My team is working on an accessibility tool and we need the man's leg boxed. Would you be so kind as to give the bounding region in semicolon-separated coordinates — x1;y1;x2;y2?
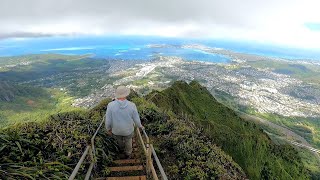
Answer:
113;134;125;153
124;132;134;157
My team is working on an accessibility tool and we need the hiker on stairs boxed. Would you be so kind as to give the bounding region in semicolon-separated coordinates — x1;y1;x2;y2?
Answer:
106;86;144;159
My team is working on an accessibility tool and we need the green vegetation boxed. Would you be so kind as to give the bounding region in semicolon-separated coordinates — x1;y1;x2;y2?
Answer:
265;131;320;179
1;90;246;179
0;81;313;179
0;102;118;179
0;54;89;67
133;99;246;179
211;88;249;112
255;113;320;149
298;148;320;179
0;81;46;102
0;54;118;128
147;81;310;179
0;54;112;97
247;60;320;84
0;82;81;128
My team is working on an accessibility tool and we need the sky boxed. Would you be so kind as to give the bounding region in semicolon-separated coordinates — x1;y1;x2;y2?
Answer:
1;0;320;49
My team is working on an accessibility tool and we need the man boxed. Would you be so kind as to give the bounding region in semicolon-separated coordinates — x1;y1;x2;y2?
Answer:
105;86;144;159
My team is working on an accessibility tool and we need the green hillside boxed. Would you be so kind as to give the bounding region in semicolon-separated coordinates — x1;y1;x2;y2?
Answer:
1;93;247;179
0;108;117;179
0;81;311;179
0;81;80;127
247;60;320;84
0;54;111;97
132;97;246;179
0;54;89;67
147;81;309;179
0;81;46;102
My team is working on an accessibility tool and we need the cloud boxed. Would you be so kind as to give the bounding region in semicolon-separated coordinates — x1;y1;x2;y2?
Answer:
0;32;74;39
0;0;320;48
41;47;95;51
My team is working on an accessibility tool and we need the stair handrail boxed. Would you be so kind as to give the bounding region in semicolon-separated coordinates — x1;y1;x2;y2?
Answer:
150;144;168;180
69;115;105;180
68;146;91;180
69;115;168;180
85;115;106;179
136;127;168;180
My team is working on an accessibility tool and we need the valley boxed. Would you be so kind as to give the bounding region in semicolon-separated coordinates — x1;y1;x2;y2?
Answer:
2;0;320;178
0;46;320;178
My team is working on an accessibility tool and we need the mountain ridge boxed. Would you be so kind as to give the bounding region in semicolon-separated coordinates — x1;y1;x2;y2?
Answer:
146;80;309;179
0;80;312;179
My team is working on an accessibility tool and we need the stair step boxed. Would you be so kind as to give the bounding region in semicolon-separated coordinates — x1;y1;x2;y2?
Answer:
109;165;144;172
106;175;146;180
114;159;141;164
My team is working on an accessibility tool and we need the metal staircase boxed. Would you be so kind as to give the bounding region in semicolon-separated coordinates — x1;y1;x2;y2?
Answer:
68;116;168;180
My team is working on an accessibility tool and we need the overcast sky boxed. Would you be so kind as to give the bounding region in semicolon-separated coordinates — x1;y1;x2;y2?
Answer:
1;0;320;49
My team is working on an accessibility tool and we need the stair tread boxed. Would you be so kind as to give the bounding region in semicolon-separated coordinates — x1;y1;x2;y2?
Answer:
106;175;146;180
109;165;144;172
114;159;141;164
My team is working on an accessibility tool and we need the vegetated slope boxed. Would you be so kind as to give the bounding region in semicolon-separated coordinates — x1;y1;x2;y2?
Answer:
0;81;309;179
0;89;247;180
147;81;309;180
247;59;320;84
0;81;79;127
0;81;46;102
0;100;118;179
134;98;247;179
0;54;111;97
0;54;88;67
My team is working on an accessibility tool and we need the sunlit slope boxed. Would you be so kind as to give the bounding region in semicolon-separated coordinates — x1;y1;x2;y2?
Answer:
0;81;46;102
0;94;247;179
147;81;309;179
0;81;79;127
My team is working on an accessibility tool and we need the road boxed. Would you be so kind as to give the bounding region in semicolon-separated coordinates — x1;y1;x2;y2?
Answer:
289;140;320;154
239;112;320;156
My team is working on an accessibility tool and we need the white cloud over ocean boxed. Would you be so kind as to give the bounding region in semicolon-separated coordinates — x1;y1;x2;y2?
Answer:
0;0;320;49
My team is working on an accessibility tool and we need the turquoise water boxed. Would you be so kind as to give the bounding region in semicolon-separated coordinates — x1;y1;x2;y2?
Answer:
0;36;319;62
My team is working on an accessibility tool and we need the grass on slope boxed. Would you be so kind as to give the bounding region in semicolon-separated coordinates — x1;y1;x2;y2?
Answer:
256;113;320;149
298;148;320;179
0;88;81;128
132;97;247;179
147;81;309;180
0;82;312;179
0;101;118;179
0;93;246;179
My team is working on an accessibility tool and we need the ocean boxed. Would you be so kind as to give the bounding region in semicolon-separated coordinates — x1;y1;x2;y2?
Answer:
0;36;319;62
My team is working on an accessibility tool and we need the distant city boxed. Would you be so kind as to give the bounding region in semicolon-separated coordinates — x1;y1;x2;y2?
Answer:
68;44;320;119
